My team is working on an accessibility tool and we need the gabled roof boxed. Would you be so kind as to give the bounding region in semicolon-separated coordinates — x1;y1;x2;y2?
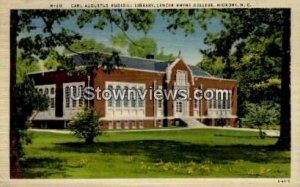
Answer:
72;54;213;78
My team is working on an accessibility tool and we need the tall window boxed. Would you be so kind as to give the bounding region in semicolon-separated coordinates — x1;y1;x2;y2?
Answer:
124;86;129;107
157;99;162;109
65;86;70;108
138;87;144;107
227;92;231;109
176;70;187;85
115;85;121;108
72;86;77;107
194;99;199;109
78;85;84;106
64;82;85;109
213;98;217;108
108;85;113;107
45;88;49;95
35;85;56;110
131;87;137;108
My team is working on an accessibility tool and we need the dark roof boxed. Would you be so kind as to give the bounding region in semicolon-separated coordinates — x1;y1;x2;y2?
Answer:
71;54;213;78
189;65;212;77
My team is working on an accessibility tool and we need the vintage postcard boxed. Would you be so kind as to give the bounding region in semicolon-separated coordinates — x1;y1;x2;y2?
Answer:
0;0;299;186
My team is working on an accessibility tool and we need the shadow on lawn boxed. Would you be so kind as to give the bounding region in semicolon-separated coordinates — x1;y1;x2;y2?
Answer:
21;157;68;178
49;140;289;165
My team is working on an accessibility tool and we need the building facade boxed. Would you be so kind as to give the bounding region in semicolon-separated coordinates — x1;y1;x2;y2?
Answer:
29;55;238;130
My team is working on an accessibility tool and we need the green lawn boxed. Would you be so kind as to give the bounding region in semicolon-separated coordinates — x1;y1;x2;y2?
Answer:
21;129;290;178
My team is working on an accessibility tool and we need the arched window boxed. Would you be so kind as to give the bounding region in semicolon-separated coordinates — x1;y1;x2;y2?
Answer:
44;88;49;95
51;87;55;95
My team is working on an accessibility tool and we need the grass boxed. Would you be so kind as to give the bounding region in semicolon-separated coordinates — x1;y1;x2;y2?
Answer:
21;129;290;178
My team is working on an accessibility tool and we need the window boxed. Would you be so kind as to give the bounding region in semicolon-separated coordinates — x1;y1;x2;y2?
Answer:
35;85;56;110
78;85;84;106
213;99;217;108
218;100;222;109
176;101;183;113
139;120;144;128
108;121;113;129
116;121;121;129
157;99;162;109
124;121;129;129
108;85;113;107
176;70;187;85
131;87;137;108
209;99;212;109
64;82;85;109
50;98;55;108
65;86;70;108
124;86;129;107
227;93;231;109
45;88;49;95
72;86;77;107
131;121;136;129
138;87;144;107
194;99;199;109
115;85;121;108
222;100;226;109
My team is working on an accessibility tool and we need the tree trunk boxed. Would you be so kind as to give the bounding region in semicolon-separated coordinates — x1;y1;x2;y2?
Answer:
10;10;22;178
85;136;94;144
275;9;291;150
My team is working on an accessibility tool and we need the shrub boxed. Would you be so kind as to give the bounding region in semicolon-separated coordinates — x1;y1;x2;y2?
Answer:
68;106;102;144
242;101;280;138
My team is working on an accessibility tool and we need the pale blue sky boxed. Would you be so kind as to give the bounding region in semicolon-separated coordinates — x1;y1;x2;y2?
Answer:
20;11;223;65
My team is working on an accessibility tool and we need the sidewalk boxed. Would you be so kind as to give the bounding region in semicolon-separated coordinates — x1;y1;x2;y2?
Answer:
28;126;279;137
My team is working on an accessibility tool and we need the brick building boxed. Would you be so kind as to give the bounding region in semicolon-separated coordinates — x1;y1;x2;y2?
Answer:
29;54;238;130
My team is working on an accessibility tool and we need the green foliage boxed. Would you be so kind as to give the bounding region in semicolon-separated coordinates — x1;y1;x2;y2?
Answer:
64;38;120;55
68;106;102;144
110;32;129;47
111;33;175;60
43;50;62;70
198;56;225;78
16;53;40;84
155;48;176;61
128;37;157;58
242;102;280;138
15;76;49;156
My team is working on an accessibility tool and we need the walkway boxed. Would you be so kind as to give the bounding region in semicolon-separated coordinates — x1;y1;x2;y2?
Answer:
28;126;279;137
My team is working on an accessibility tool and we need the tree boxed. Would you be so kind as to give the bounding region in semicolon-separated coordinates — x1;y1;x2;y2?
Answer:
111;33;175;60
16;52;40;84
242;102;280;138
11;9;155;177
68;106;102;144
64;38;120;55
155;48;176;61
161;9;290;149
128;37;157;58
